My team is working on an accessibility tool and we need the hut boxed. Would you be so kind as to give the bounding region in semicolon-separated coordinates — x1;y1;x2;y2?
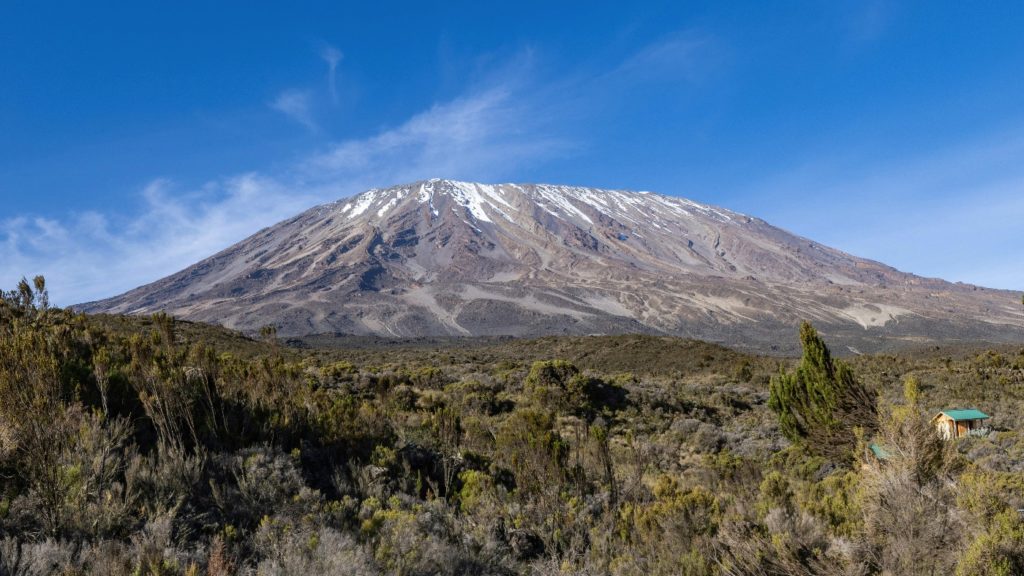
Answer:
931;409;990;440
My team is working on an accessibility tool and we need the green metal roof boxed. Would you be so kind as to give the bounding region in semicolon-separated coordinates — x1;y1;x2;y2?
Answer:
869;443;891;460
938;409;990;421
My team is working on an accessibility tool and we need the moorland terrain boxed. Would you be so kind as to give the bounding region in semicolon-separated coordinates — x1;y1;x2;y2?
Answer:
4;278;1024;575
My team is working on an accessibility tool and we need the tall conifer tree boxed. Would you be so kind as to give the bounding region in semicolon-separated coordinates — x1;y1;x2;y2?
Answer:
769;322;877;463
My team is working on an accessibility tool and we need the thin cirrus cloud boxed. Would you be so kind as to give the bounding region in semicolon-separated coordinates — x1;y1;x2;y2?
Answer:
301;87;567;189
272;43;343;128
611;31;716;83
320;44;343;103
270;89;317;130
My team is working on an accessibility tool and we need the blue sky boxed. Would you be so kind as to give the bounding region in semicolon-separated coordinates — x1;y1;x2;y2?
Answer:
2;1;1024;304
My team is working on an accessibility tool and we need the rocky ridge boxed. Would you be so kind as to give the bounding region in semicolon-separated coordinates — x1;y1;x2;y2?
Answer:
79;179;1024;353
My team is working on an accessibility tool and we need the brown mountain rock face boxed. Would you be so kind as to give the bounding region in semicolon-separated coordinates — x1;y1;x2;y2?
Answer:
78;179;1023;353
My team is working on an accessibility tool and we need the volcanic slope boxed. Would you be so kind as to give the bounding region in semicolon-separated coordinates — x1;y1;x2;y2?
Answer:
79;179;1023;353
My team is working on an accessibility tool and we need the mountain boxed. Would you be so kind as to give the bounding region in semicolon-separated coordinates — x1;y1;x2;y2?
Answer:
78;179;1023;353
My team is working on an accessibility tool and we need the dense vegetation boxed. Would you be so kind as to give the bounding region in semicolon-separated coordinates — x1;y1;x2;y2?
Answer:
1;277;1024;575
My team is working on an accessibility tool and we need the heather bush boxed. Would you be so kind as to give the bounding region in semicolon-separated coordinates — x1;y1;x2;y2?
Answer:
255;523;376;576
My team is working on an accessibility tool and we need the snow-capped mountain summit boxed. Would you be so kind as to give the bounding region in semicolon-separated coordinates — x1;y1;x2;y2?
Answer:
78;179;1023;352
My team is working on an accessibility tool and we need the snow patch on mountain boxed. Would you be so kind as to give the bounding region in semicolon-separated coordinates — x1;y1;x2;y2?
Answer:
346;188;381;218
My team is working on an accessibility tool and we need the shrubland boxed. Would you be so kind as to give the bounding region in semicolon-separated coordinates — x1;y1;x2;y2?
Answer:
1;277;1023;575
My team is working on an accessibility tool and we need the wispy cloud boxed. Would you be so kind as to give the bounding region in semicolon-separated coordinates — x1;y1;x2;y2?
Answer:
302;87;566;189
613;31;716;83
270;89;316;130
0;176;319;305
320;44;343;103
